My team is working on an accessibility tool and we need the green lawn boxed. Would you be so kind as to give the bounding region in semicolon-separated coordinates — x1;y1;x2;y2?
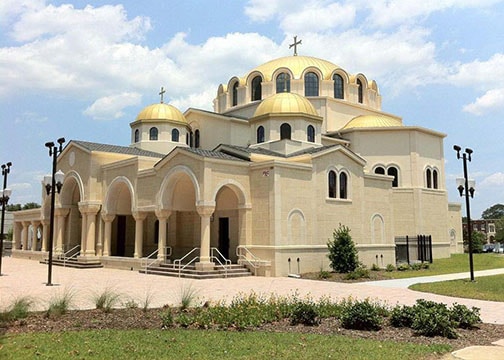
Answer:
0;329;451;360
384;253;504;279
409;273;504;302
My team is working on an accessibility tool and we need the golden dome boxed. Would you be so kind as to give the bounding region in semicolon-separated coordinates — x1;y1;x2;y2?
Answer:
342;115;403;130
135;103;187;124
247;55;340;82
254;92;319;117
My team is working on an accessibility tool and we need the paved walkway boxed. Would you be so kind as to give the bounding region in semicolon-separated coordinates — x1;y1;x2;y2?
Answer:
2;257;504;324
2;257;504;359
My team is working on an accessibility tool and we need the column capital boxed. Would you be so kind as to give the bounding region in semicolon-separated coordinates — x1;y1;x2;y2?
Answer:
55;207;70;217
196;204;215;217
132;211;147;221
78;202;102;215
101;213;116;222
155;209;172;219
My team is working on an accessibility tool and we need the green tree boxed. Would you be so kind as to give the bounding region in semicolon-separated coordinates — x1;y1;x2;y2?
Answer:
327;224;358;273
22;202;41;210
465;231;486;253
6;204;21;211
481;204;504;219
495;218;504;243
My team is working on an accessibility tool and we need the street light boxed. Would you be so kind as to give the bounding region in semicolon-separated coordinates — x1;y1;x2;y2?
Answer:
0;161;12;276
44;138;65;286
453;145;476;282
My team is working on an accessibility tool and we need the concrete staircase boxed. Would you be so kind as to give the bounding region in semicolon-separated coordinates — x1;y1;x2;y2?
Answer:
40;258;103;269
139;263;253;279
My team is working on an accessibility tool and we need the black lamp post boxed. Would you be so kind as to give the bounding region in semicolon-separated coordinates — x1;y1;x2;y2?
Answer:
453;145;476;282
44;138;65;286
0;162;12;276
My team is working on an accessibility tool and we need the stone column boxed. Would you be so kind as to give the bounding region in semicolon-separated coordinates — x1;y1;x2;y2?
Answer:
238;204;252;246
132;211;147;258
79;206;87;254
21;222;29;251
13;222;22;250
54;208;69;255
81;205;101;258
155;209;171;260
196;204;215;270
30;221;40;251
41;220;49;252
101;214;115;257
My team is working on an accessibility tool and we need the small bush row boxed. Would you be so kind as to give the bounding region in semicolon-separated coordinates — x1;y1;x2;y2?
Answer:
390;299;481;339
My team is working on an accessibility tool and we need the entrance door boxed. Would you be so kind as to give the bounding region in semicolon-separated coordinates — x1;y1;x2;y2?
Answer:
116;215;126;257
218;217;230;259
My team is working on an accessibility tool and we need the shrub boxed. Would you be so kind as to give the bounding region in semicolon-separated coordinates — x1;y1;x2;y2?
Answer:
161;308;174;328
370;263;380;271
290;301;319;326
385;264;395;272
421;262;430;270
344;266;370;280
397;263;410;271
411;300;457;339
389;305;416;328
339;299;383;331
0;296;32;322
317;270;331;279
93;288;121;313
179;283;199;310
46;289;74;317
450;303;481;329
410;262;422;271
327;224;358;273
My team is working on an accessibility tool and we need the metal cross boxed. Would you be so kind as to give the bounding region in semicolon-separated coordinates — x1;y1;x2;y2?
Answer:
289;36;302;56
159;86;166;103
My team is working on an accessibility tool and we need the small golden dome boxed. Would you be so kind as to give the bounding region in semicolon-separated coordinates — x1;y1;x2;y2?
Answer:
248;55;340;82
342;115;403;130
135;103;187;124
254;92;319;118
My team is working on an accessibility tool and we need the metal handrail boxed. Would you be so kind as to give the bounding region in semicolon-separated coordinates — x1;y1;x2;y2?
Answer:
173;247;200;277
236;245;263;276
141;246;172;274
210;247;231;278
62;245;80;267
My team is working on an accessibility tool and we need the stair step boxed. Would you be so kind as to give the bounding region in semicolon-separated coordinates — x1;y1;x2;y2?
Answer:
139;264;253;279
40;259;103;269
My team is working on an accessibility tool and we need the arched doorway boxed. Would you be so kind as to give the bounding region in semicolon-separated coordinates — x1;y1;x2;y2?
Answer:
105;178;134;257
59;175;82;253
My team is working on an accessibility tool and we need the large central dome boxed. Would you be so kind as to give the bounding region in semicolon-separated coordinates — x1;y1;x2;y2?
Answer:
247;55;340;81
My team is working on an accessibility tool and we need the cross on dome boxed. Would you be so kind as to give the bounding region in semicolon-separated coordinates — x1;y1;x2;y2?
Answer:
159;86;166;103
289;36;302;56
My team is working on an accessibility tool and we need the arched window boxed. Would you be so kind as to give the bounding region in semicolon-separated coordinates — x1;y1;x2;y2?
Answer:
195;129;200;148
307;125;315;143
257;126;265;143
426;169;432;188
433;169;438;189
251;76;262;101
149;127;158;141
171;128;179;142
357;78;363;104
232;82;238;106
304;72;319;96
374;166;385;175
328;170;337;198
280;123;291;140
333;74;344;99
276;73;291;93
339;172;348;199
134;129;139;143
387;167;399;187
186;133;189;145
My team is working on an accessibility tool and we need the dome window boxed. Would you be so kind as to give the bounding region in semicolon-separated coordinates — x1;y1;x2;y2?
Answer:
134;129;139;143
257;126;265;143
149;127;158;141
333;74;344;99
232;82;239;106
195;129;200;148
304;72;319;96
276;73;291;93
280;123;291;140
251;76;262;101
172;129;179;142
307;125;315;143
357;79;363;104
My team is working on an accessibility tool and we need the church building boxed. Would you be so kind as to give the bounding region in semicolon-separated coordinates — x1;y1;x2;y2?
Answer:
12;45;463;277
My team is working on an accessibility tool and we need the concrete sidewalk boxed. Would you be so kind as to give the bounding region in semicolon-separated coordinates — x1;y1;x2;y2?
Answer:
1;257;504;360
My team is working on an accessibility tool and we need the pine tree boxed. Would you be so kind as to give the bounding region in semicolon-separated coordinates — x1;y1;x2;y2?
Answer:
327;224;358;273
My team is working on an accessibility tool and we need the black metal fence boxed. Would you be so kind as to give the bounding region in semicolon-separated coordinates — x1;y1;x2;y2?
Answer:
395;235;433;264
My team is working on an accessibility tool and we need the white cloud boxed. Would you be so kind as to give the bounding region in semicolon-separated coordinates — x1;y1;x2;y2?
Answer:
480;172;504;187
14;111;48;124
463;89;504;116
84;92;142;120
449;53;504;89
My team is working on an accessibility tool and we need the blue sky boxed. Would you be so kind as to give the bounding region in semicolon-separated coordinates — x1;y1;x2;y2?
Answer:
1;0;504;218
